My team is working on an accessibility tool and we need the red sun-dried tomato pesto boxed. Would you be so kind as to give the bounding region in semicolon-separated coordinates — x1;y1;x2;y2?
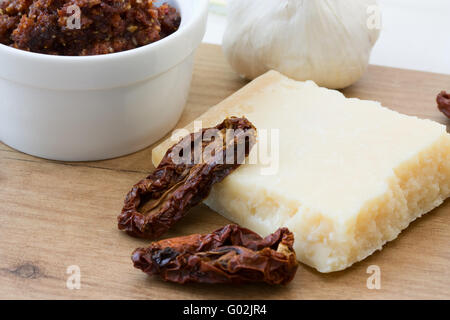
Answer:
0;0;181;55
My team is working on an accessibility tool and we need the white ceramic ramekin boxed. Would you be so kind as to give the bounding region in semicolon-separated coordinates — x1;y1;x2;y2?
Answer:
0;0;208;161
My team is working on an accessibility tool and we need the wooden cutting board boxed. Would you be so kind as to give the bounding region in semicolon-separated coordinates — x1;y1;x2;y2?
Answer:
1;44;449;300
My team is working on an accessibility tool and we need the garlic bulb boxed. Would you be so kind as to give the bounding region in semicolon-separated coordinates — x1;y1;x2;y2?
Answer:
222;0;381;89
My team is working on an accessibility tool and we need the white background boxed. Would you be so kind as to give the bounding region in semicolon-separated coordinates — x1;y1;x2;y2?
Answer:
203;0;450;75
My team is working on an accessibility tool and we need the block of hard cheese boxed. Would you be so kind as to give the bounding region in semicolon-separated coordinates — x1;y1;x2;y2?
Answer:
152;70;450;272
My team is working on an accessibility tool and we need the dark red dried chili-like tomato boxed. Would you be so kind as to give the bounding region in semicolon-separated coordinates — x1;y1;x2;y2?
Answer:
118;117;257;239
132;224;299;285
437;91;450;119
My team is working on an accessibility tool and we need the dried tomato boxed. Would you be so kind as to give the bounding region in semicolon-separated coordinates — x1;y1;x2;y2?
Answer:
437;91;450;119
132;224;298;285
118;117;257;239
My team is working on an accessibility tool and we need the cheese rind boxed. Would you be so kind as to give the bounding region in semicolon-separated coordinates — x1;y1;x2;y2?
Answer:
152;71;450;272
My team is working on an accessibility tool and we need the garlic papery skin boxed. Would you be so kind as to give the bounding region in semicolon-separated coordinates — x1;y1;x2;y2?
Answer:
222;0;381;89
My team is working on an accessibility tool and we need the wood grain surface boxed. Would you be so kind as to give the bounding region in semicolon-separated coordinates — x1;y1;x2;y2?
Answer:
1;44;449;300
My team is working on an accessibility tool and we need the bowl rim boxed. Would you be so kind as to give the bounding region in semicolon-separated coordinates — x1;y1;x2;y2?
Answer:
0;0;209;63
